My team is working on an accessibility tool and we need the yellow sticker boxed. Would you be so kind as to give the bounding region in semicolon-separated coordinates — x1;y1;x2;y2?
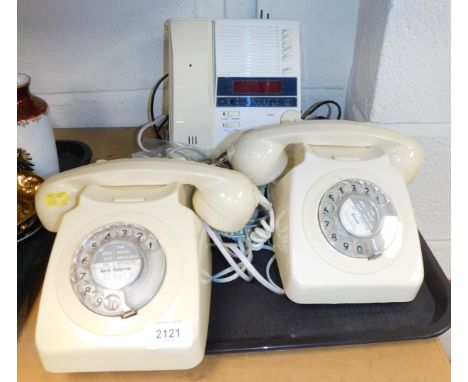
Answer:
44;192;70;207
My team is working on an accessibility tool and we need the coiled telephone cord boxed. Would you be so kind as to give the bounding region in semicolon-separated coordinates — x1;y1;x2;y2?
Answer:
204;194;284;295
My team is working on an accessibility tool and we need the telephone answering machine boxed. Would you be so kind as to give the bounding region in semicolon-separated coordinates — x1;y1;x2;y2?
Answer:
34;158;260;372
228;120;424;303
165;19;301;150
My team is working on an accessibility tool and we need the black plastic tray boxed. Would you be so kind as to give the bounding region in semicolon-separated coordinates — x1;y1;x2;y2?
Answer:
206;235;450;353
17;141;450;350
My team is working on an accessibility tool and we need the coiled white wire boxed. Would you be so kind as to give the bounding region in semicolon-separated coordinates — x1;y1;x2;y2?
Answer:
135;131;283;295
204;223;284;294
249;196;275;251
208;230;254;283
203;193;284;295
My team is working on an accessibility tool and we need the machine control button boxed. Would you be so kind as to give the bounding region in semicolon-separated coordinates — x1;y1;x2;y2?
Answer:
223;121;240;128
223;111;240;118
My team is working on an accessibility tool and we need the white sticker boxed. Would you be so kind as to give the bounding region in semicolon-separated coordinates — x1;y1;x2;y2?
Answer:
339;196;381;237
90;241;142;290
144;321;193;349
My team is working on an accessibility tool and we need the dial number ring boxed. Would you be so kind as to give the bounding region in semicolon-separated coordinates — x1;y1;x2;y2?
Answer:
70;223;166;317
318;179;399;259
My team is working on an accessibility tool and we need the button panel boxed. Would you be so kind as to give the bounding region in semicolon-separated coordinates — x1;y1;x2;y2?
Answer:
70;223;166;317
318;179;399;259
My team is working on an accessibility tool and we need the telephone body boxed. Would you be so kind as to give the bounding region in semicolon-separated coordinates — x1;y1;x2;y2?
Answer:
228;120;424;304
34;158;259;372
165;19;301;150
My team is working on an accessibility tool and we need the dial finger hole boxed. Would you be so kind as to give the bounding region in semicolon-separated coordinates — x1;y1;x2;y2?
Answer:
337;182;351;194
322;202;335;215
103;294;121;311
73;267;91;283
133;229;146;242
89;293;104;308
350;181;363;193
363;184;376;196
75;251;92;267
143;238;160;252
320;216;335;231
375;192;390;205
326;190;340;203
118;225;132;238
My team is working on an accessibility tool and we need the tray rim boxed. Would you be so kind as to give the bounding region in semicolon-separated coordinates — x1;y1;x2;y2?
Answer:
205;233;451;354
18;144;451;353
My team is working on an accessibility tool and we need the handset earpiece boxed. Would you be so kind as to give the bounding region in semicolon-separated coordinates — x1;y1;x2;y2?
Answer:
192;183;260;233
227;137;288;186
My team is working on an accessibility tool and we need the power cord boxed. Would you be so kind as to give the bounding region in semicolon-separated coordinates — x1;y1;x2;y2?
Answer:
149;73;169;138
136;115;169;152
135;125;211;162
302;100;342;120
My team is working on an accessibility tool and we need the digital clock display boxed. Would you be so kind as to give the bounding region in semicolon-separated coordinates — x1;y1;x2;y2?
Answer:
232;80;282;94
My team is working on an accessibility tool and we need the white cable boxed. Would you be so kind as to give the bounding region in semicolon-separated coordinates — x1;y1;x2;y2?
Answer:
235;242;284;295
203;223;253;282
203;222;284;295
203;187;284;294
136;115;168;152
211;239;254;283
167;146;210;161
257;244;282;289
249;194;275;251
265;254;283;291
212;259;253;283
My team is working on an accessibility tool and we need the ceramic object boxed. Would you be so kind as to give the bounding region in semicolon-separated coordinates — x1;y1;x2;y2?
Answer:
17;73;59;178
17;170;44;241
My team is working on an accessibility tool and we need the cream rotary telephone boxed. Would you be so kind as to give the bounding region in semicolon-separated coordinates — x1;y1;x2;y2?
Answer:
227;120;424;304
34;158;260;372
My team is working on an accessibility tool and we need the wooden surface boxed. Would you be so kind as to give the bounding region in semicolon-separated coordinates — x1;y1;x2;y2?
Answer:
17;127;451;381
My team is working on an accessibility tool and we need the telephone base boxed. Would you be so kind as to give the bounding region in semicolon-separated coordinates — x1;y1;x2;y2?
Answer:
35;183;211;372
38;331;207;373
272;146;424;304
283;279;423;304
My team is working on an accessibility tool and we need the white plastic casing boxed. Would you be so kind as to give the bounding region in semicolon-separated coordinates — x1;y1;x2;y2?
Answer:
35;184;211;372
167;19;215;149
272;145;424;304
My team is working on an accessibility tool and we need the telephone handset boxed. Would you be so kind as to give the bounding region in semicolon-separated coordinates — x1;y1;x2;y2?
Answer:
227;120;424;304
34;158;260;372
227;120;422;186
36;157;260;233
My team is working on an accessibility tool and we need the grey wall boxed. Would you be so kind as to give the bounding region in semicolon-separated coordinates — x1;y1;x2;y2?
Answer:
17;0;359;127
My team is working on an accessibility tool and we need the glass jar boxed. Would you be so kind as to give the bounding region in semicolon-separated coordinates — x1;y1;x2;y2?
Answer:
17;73;59;178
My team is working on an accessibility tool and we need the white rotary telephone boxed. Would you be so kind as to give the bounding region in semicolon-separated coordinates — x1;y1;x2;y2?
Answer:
34;158;260;372
227;120;424;304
